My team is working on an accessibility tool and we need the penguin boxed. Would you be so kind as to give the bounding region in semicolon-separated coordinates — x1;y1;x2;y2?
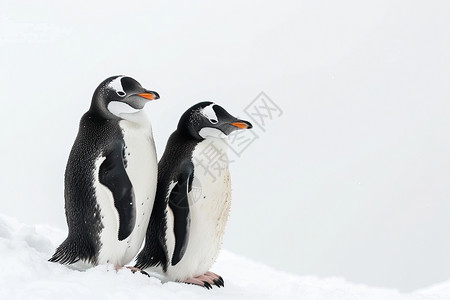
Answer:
135;101;252;288
49;75;160;270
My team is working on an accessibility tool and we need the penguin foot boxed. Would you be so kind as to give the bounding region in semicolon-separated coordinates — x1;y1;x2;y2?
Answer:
184;277;212;289
184;271;224;289
205;271;224;287
125;266;151;277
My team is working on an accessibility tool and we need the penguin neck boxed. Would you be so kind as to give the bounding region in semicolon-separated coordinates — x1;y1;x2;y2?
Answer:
89;99;151;130
119;110;153;135
119;109;148;124
174;128;229;149
199;136;229;153
193;136;231;184
89;99;119;121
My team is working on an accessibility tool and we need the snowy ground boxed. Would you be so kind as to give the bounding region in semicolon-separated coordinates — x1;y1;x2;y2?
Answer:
0;213;447;300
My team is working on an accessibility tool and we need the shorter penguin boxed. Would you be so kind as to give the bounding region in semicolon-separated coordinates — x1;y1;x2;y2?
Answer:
49;76;159;271
135;102;252;288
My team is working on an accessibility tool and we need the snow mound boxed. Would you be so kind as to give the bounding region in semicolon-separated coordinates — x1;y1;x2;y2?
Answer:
0;214;447;300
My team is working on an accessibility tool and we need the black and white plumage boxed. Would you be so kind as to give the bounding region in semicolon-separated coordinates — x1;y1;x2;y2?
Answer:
135;102;252;288
49;76;159;269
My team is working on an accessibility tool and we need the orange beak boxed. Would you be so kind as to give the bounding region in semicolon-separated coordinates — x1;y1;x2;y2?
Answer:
137;93;157;100
230;122;249;129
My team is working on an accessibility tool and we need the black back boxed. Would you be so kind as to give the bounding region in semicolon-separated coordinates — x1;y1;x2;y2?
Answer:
135;129;198;271
49;111;123;264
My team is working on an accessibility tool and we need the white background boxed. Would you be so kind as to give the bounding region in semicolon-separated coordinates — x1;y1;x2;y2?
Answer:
1;0;449;292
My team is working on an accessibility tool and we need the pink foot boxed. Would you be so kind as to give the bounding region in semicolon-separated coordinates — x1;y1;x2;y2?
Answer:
184;271;224;289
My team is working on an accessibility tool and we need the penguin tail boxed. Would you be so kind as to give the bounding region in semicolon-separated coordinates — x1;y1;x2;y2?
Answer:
134;239;168;271
49;237;92;265
134;248;164;271
135;200;169;271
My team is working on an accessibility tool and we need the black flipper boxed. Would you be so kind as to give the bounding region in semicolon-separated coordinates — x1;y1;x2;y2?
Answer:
99;141;136;241
169;160;194;266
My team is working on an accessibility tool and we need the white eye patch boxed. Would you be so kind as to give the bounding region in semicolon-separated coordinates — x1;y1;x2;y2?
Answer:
200;103;218;124
108;76;126;97
107;101;141;117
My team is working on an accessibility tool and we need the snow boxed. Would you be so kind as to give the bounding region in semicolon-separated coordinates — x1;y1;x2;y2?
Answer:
0;213;447;300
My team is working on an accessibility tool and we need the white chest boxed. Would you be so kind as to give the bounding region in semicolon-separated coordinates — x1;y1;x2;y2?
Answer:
94;114;157;267
120;119;157;242
165;138;232;280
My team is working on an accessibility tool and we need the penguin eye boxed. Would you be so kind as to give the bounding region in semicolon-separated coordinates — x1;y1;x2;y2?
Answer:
116;91;126;97
209;119;218;124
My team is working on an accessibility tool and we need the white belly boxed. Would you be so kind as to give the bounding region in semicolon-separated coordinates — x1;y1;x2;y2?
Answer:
94;115;157;267
165;138;231;281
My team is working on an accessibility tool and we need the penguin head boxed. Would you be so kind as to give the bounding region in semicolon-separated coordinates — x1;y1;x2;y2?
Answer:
177;101;253;140
90;75;159;120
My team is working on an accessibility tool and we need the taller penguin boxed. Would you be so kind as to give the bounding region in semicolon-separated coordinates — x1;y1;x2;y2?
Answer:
50;76;160;270
136;102;252;288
